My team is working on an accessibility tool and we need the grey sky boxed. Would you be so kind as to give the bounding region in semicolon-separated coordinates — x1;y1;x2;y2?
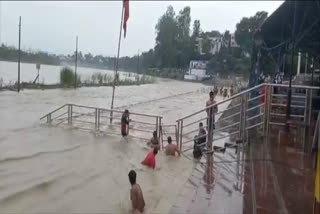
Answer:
0;1;283;57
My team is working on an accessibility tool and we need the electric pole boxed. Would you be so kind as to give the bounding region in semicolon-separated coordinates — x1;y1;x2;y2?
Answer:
137;49;140;74
17;16;21;93
74;36;78;88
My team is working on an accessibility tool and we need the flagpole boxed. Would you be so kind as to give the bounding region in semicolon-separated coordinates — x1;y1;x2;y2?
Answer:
110;4;124;124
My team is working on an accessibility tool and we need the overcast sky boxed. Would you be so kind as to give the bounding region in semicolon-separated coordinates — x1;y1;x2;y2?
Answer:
0;1;283;57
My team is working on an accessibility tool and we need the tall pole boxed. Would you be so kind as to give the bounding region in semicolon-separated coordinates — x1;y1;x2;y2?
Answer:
74;36;78;88
297;51;301;75
304;53;308;74
110;4;124;123
286;1;297;122
137;49;140;74
17;16;21;93
311;57;314;86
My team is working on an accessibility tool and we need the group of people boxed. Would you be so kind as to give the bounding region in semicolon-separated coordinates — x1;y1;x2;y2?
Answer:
213;85;235;99
122;89;222;213
193;90;219;159
121;110;180;213
127;137;180;214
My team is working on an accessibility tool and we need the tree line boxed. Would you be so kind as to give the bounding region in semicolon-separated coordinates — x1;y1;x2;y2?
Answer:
0;6;269;79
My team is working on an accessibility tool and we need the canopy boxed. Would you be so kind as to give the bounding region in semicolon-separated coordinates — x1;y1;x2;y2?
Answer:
259;0;320;56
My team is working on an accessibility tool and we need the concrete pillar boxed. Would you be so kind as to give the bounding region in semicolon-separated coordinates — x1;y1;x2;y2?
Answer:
297;52;301;75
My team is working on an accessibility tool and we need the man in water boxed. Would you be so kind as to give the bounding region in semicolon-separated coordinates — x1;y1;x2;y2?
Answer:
198;122;207;144
193;123;206;159
206;91;218;130
128;170;145;214
141;147;158;169
165;136;180;156
121;109;130;137
147;131;160;149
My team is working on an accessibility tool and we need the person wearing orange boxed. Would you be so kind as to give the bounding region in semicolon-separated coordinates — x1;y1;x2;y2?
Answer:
141;147;158;169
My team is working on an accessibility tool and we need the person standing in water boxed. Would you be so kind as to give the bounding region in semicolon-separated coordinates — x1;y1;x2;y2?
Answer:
206;91;218;130
128;170;145;214
165;136;180;156
121;109;130;137
147;131;160;149
141;147;158;169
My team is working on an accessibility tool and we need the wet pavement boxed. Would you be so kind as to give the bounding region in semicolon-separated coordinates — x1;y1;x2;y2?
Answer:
170;135;316;214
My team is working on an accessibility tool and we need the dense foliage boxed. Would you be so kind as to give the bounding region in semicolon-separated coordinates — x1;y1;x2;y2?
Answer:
60;67;75;86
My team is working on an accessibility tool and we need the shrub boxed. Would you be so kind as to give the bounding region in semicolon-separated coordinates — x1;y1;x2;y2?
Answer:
60;67;75;86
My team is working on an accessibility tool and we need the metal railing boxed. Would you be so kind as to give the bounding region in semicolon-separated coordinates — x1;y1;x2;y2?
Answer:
40;103;163;146
176;83;265;154
40;83;320;154
176;83;320;155
160;124;179;149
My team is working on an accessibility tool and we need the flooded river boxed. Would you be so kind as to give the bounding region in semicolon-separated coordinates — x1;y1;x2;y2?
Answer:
0;67;233;213
0;60;137;85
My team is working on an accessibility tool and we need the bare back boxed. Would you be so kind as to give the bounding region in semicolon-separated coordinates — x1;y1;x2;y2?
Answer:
165;144;178;156
130;184;145;213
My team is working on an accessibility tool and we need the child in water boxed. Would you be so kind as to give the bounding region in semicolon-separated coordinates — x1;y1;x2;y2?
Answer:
121;109;130;137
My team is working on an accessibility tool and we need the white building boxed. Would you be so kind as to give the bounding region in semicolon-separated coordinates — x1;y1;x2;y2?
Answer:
195;36;223;55
184;60;210;81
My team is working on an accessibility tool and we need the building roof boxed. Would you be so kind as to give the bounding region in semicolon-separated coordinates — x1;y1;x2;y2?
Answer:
259;0;320;56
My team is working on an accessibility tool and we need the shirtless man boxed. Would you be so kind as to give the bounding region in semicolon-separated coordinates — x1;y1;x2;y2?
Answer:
128;170;145;214
165;136;180;156
206;91;218;130
147;131;160;149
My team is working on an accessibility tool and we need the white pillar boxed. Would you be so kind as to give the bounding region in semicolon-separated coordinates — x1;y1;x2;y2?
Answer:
304;53;308;74
297;52;301;75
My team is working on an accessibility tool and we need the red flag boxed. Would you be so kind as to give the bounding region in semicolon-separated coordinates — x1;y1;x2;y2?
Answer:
123;0;129;38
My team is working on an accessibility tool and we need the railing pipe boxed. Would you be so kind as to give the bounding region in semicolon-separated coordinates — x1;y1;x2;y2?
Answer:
180;120;183;152
40;104;68;120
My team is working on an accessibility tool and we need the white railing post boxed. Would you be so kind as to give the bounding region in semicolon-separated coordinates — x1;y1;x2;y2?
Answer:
95;108;98;130
68;104;72;125
175;124;179;148
156;117;159;136
158;117;162;149
179;120;183;152
47;114;51;123
177;121;180;150
239;95;243;140
97;108;100;130
207;107;214;151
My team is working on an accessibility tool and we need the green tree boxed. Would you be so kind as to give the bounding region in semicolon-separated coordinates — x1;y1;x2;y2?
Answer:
60;67;75;86
223;30;231;53
192;20;201;38
176;6;192;68
155;5;179;68
234;11;268;54
201;34;212;56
